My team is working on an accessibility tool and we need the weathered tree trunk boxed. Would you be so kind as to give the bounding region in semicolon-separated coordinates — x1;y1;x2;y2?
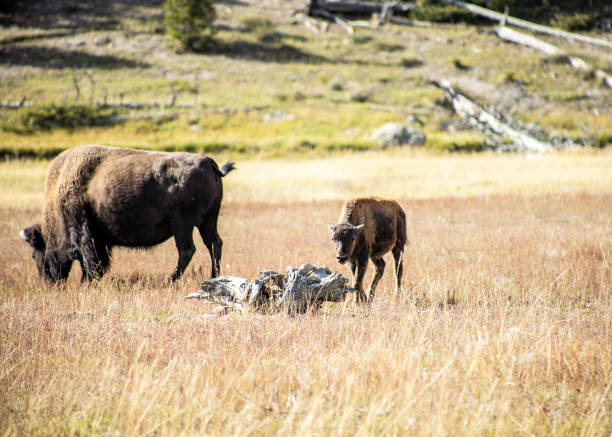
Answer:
495;26;612;88
495;25;561;55
431;79;553;152
278;264;350;314
309;7;355;34
186;264;355;315
441;0;612;49
389;16;433;28
310;1;414;16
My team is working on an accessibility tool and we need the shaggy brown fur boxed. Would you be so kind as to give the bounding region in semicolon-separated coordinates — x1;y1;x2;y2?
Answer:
329;197;407;303
20;145;235;283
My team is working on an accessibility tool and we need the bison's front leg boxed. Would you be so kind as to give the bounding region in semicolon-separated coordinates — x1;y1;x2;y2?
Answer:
170;227;196;282
351;255;369;304
79;221;110;281
368;257;385;302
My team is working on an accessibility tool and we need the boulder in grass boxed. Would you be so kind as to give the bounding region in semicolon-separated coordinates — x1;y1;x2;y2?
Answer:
370;122;426;148
262;111;295;123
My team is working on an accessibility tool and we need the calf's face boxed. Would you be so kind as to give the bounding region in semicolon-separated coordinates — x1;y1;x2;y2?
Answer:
329;223;364;264
20;225;72;282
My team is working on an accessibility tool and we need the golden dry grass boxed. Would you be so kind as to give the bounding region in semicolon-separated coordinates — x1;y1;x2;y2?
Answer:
1;152;611;436
223;149;612;203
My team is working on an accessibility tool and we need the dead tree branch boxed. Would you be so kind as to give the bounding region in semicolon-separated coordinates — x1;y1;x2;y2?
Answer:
495;26;612;88
441;0;612;49
310;1;414;16
431;79;554;153
310;7;355;34
186;264;355;315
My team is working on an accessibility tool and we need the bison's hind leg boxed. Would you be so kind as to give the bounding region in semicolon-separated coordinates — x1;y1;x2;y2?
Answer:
170;224;196;282
197;214;223;279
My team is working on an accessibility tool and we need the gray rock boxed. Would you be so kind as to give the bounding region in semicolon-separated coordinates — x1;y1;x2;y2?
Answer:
262;111;295;123
370;122;426;148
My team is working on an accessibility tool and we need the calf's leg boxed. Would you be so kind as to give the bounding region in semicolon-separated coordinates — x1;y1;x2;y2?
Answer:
368;257;385;302
392;244;404;296
351;255;369;304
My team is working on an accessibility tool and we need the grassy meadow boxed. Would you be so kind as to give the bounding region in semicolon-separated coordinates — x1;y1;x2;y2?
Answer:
1;151;611;436
1;0;612;435
1;0;611;156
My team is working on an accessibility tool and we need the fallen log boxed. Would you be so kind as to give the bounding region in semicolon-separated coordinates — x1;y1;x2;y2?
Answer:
0;97;27;109
495;25;560;56
186;264;355;315
310;7;355;34
431;79;553;152
389;16;433;28
495;26;612;88
309;1;414;16
441;0;612;49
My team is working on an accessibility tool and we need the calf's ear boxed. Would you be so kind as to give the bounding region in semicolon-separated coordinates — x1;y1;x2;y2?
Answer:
352;224;365;233
328;223;335;234
20;224;45;250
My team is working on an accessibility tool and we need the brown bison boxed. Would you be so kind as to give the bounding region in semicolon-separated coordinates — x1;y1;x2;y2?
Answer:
20;145;235;283
329;197;407;303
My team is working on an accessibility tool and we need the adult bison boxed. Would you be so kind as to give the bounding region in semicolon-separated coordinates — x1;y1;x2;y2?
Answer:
20;145;235;283
329;197;407;303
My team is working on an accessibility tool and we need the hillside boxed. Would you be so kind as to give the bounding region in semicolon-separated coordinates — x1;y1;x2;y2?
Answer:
1;0;611;156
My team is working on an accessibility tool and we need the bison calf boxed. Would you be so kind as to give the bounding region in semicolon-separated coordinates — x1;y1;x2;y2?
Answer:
329;197;407;303
20;145;235;284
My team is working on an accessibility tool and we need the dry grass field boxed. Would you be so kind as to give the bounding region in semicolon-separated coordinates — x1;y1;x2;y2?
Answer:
1;151;611;436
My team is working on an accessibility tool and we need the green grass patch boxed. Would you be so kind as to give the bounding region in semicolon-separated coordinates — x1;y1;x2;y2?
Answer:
595;130;612;148
0;104;122;134
550;12;599;31
427;131;488;152
0;1;609;158
409;4;488;24
0;145;66;161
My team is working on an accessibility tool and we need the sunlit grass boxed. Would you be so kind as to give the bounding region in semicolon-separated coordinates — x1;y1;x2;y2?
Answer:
3;149;612;209
1;2;612;433
1;148;610;435
1;190;610;436
222;148;612;203
2;13;610;156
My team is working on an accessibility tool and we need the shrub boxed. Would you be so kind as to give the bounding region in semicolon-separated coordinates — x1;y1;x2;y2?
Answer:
241;17;275;34
401;57;423;68
0;104;120;134
409;4;487;24
594;130;612;148
550;12;598;31
164;0;216;52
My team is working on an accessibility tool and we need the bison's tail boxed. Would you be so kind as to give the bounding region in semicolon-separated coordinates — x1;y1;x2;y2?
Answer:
208;158;236;177
220;162;236;177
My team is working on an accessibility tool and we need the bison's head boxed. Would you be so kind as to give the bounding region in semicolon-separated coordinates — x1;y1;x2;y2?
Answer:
20;224;73;282
328;222;364;264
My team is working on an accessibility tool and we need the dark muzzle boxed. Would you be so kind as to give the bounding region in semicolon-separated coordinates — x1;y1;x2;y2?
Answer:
336;256;348;264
